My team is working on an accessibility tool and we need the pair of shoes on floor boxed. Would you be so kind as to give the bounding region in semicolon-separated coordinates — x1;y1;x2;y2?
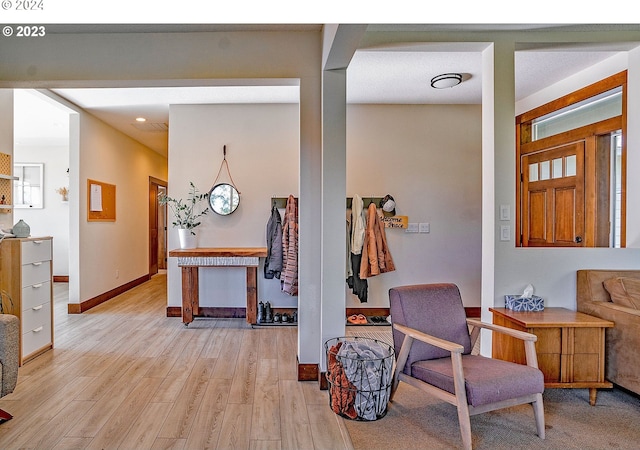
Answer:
369;316;388;323
347;314;368;325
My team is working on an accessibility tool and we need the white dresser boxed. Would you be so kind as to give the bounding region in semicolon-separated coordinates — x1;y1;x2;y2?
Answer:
0;236;54;365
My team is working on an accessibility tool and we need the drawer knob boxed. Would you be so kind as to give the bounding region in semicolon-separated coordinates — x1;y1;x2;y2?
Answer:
32;261;43;266
33;305;43;311
32;283;43;289
33;326;43;333
33;240;43;244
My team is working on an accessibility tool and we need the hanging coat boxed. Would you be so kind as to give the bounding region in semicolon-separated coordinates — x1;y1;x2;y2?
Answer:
350;194;366;255
281;194;299;296
346;208;353;282
264;204;283;279
360;203;396;278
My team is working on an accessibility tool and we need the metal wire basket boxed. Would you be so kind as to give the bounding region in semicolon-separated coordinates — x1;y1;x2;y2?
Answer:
325;336;395;421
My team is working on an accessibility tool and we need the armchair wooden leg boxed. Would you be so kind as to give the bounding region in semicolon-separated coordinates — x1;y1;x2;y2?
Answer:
456;403;473;450
532;393;545;439
0;408;13;423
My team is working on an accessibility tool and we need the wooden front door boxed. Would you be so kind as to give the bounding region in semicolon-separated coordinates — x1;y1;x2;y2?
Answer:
521;142;585;247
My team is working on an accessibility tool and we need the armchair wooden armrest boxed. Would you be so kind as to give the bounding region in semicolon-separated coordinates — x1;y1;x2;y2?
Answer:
466;318;537;341
465;318;539;369
394;322;464;354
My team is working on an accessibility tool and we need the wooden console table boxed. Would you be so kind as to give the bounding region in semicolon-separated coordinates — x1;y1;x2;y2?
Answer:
169;247;268;326
490;307;614;406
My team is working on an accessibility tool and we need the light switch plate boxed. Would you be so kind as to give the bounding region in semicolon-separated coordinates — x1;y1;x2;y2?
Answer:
500;225;510;241
500;204;510;221
406;223;418;233
419;223;430;233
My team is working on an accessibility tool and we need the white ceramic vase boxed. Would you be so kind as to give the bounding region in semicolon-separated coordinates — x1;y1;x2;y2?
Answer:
178;228;197;249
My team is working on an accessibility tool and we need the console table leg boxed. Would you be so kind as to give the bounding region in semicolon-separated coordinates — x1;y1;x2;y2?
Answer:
246;267;258;324
181;266;198;325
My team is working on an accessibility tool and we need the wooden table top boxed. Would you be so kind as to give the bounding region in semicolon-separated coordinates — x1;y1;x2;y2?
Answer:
168;247;268;258
490;307;614;328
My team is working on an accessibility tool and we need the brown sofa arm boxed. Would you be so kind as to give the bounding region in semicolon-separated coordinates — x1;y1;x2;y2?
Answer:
0;314;19;397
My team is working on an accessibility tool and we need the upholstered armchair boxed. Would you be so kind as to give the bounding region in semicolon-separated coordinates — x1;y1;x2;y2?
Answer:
389;284;545;450
0;314;19;422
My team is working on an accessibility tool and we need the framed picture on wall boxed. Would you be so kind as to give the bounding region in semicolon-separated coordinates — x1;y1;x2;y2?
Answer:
14;162;44;209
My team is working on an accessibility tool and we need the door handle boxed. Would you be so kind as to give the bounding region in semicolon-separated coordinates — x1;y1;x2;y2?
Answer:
575;236;583;243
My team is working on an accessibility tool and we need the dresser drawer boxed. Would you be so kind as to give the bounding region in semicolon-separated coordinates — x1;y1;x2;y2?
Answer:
21;239;52;265
22;320;52;358
22;281;51;310
21;261;51;287
22;300;51;334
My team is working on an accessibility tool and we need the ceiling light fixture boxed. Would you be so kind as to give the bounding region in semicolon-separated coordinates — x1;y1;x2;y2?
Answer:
430;73;463;89
135;117;146;122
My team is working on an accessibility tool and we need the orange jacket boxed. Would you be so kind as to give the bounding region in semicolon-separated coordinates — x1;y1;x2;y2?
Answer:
359;203;395;278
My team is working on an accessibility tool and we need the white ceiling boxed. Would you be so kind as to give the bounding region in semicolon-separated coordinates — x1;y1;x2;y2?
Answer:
12;25;638;157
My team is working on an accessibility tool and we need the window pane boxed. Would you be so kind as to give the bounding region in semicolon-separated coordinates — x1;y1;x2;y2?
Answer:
529;163;538;182
565;155;576;176
23;166;40;185
532;87;622;141
540;161;550;180
552;158;563;179
13;163;43;208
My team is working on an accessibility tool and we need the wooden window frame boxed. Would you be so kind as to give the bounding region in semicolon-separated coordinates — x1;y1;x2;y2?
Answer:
516;71;627;247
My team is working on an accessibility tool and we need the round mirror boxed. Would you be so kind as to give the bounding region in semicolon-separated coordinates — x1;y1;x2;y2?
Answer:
208;183;240;215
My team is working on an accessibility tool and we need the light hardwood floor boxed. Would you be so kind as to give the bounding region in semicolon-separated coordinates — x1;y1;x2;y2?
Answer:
0;273;353;450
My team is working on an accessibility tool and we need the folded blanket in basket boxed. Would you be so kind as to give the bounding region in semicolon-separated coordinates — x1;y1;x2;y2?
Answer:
337;340;393;420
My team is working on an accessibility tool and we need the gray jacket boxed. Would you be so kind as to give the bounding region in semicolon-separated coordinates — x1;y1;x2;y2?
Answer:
264;204;283;279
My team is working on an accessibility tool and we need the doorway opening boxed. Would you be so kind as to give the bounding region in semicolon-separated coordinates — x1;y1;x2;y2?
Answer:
149;177;168;276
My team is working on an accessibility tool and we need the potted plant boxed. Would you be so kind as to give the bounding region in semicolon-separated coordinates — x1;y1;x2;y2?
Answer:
159;182;209;249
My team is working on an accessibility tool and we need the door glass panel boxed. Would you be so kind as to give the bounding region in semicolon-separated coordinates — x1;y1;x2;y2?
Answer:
565;155;576;176
540;160;550;180
552;158;563;179
529;163;538;182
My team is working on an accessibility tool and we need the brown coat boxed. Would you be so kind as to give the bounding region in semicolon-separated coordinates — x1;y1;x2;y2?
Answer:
281;195;298;295
359;203;395;278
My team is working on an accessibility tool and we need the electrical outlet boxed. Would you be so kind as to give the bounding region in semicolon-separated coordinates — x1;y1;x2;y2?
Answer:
419;223;430;233
406;223;418;233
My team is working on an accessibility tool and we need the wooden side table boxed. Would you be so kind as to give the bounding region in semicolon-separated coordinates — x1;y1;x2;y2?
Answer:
490;307;614;406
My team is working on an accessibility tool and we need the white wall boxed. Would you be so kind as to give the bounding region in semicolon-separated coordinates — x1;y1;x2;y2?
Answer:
167;103;300;308
13;144;70;276
166;103;483;311
347;104;483;307
75;112;167;303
